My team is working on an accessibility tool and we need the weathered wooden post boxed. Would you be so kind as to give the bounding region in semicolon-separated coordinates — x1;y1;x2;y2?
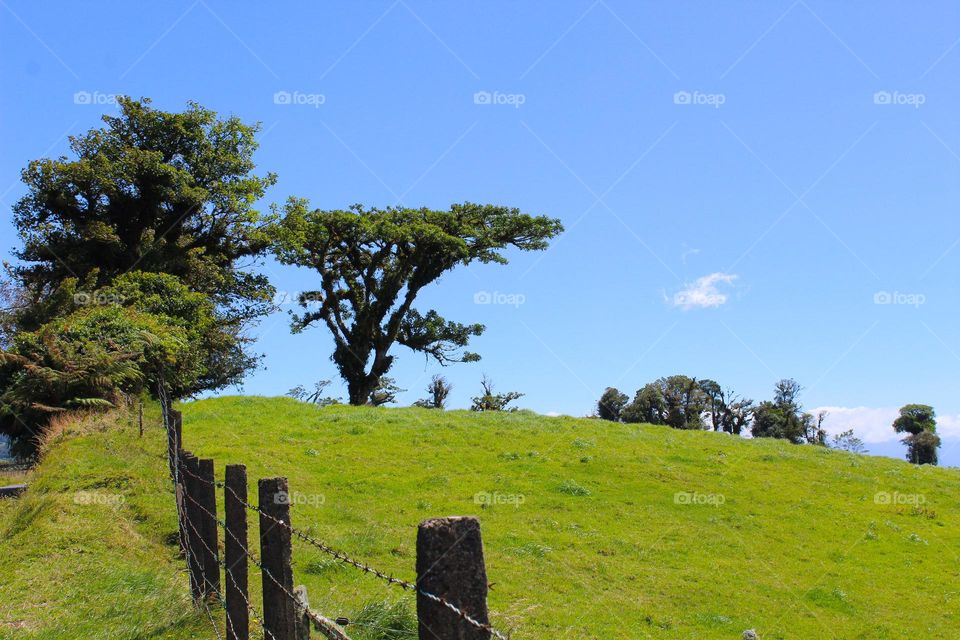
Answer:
224;464;250;640
181;451;204;600
138;400;144;438
197;458;221;598
259;477;297;640
416;517;491;640
167;409;183;481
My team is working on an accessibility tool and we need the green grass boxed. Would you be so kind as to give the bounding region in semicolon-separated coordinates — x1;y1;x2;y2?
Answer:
177;396;960;639
0;407;210;640
3;396;959;639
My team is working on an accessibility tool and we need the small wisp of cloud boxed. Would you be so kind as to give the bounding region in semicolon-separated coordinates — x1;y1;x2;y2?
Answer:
669;272;738;310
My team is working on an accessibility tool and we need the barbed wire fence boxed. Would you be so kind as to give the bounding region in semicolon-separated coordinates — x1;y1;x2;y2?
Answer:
161;398;510;640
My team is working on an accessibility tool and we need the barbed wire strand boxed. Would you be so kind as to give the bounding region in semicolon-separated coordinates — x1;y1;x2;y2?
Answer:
220;483;508;640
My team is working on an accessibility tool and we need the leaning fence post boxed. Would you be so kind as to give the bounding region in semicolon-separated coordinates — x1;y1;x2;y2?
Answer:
181;451;204;600
416;516;491;640
259;477;297;640
224;464;250;640
198;458;221;598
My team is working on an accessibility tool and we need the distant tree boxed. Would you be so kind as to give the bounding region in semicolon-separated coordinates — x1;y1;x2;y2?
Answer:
904;430;941;466
9;97;278;343
597;387;629;421
369;377;405;407
751;379;822;444
893;404;939;465
892;404;937;435
621;383;666;424
830;429;868;454
470;375;523;412
287;379;340;407
273;201;562;405
721;391;754;435
414;374;452;409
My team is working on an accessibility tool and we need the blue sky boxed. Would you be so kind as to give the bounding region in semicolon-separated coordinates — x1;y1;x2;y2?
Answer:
1;1;958;465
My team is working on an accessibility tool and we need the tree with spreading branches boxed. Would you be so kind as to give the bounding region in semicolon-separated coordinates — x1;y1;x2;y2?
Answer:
273;201;562;405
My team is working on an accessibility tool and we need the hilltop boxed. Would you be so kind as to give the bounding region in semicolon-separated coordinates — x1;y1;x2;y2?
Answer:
1;397;958;639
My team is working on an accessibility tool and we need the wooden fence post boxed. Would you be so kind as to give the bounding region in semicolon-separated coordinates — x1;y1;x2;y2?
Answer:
167;409;182;481
181;451;204;600
416;517;491;640
259;477;297;640
224;464;250;640
197;458;221;598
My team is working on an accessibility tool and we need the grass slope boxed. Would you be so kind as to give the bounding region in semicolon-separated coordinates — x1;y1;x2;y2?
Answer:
0;407;210;640
177;397;960;639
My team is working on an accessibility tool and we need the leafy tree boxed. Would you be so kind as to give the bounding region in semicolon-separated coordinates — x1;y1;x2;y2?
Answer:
751;379;823;444
414;374;453;409
273;201;562;405
470;375;523;412
0;304;200;456
903;430;940;465
9;97;277;381
892;404;937;435
597;387;628;421
287;379;340;407
893;404;939;465
830;429;868;454
622;383;666;424
698;379;725;431
650;375;706;429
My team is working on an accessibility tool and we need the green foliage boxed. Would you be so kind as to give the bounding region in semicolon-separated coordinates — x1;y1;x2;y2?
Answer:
413;374;452;409
892;404;936;435
622;376;705;429
273;200;562;404
0;272;226;454
751;379;824;445
470;375;523;412
10;96;277;335
596;387;628;421
893;404;939;465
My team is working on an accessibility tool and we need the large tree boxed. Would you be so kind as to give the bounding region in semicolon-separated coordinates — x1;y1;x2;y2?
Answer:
751;378;824;444
273;201;562;405
9;97;277;364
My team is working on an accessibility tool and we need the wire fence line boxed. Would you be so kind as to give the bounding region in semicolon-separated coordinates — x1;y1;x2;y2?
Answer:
162;399;510;640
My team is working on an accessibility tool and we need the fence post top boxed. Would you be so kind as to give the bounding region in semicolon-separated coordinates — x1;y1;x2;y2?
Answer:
419;516;481;530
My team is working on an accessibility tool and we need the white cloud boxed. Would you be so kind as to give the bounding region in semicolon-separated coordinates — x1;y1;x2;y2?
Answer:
670;272;738;310
812;406;960;444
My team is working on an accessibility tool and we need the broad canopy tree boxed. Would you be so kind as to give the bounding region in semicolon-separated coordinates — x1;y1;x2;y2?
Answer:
273;201;562;405
9;97;278;389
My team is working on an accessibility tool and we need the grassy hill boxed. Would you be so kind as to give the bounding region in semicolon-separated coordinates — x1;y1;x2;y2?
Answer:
180;397;959;639
2;396;958;639
0;407;209;640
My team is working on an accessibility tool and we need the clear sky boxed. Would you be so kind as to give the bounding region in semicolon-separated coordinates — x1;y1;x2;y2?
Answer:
1;1;958;465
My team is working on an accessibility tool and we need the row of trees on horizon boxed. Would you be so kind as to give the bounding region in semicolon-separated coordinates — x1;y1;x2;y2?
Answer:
596;377;942;465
